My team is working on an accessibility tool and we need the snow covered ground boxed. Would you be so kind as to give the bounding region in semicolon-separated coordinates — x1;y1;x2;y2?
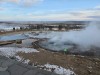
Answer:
35;63;76;75
27;31;61;39
0;24;20;31
0;47;39;57
44;64;75;75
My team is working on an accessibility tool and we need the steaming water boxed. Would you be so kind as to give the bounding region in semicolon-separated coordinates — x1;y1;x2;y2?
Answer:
39;41;74;51
36;22;100;53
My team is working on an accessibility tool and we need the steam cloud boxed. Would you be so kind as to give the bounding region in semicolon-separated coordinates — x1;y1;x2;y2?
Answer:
48;21;100;50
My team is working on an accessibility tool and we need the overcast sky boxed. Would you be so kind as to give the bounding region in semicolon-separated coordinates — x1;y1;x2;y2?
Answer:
0;0;100;21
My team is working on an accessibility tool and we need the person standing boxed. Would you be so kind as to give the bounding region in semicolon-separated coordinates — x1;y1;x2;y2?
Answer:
64;48;68;54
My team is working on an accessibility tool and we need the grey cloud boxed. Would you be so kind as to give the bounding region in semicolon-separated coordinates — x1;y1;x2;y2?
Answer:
88;16;100;19
70;12;84;16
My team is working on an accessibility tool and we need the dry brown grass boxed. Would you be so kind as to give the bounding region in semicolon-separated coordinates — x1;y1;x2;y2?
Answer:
17;49;100;75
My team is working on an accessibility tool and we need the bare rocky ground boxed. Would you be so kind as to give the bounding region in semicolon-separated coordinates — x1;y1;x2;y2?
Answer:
17;48;100;75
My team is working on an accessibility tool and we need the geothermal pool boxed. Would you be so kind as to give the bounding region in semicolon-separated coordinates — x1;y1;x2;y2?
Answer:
39;41;75;51
38;40;100;57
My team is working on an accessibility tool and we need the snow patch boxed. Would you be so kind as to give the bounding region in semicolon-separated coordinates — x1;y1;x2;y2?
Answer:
44;64;75;75
0;47;39;57
24;59;30;64
27;32;57;39
15;56;23;61
32;63;76;75
15;56;30;64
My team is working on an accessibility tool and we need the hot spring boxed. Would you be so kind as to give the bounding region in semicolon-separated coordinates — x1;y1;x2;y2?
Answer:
38;40;76;51
31;22;100;57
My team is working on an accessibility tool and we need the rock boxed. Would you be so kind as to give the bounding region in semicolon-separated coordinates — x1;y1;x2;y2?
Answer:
0;67;8;71
24;70;38;75
0;71;10;75
8;65;28;75
1;59;15;67
24;69;58;75
0;56;58;75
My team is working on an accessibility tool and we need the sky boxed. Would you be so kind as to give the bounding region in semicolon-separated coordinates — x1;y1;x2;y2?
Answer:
0;0;100;21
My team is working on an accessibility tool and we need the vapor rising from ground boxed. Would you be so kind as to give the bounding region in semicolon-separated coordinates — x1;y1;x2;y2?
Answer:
48;21;100;50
